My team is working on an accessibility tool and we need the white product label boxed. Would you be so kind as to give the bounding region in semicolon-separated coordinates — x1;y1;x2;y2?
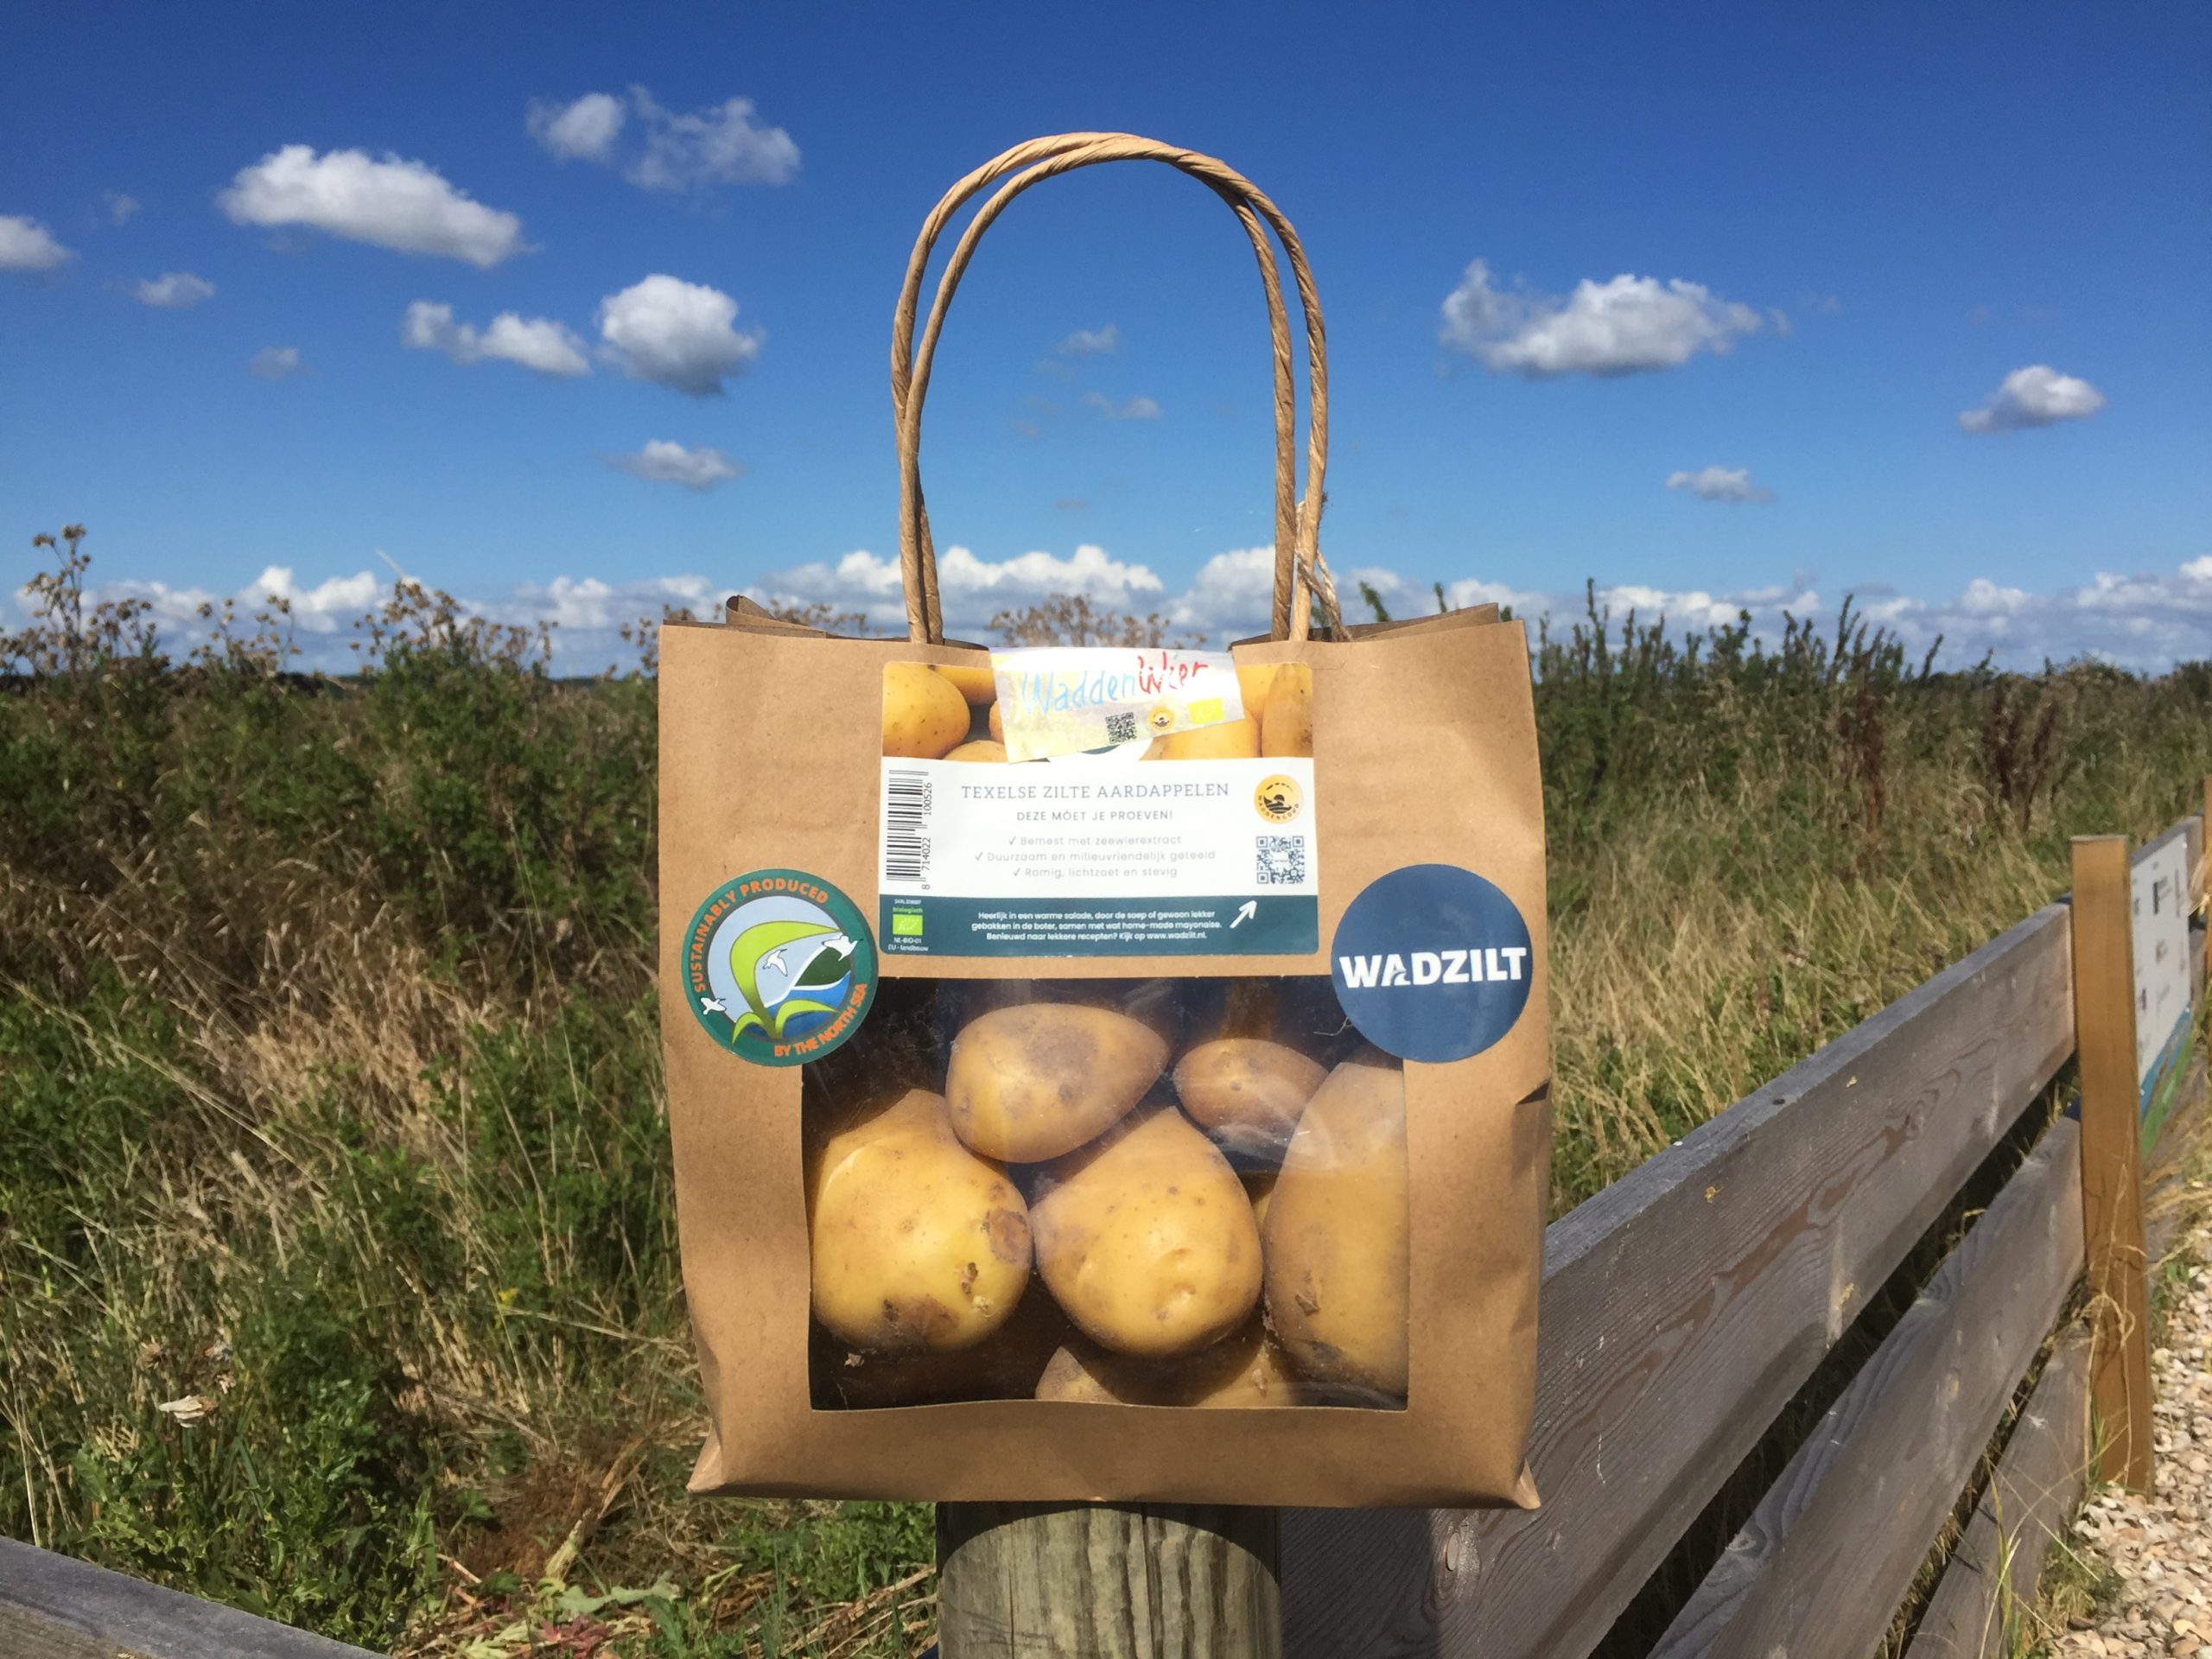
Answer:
878;755;1317;957
2133;834;2194;1104
988;647;1246;762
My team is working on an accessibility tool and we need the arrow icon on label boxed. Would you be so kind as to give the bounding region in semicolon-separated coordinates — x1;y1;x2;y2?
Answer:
1230;900;1257;929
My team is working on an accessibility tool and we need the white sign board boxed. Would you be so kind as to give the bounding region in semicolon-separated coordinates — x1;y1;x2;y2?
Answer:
2133;835;2193;1107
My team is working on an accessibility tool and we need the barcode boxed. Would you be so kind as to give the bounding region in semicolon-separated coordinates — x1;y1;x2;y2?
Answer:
1105;710;1138;743
1255;836;1306;886
884;769;932;884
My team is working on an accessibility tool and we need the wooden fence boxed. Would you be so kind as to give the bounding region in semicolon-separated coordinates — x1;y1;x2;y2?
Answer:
1267;800;2210;1659
6;796;2208;1659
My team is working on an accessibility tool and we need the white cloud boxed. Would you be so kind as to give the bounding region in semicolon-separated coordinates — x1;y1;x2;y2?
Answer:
217;146;526;267
1058;325;1120;356
245;566;384;628
527;92;626;162
1164;546;1275;633
607;440;742;491
1;215;72;272
757;542;1547;646
7;565;380;653
492;574;721;641
524;87;798;193
1831;561;2212;668
1344;566;1547;624
1084;391;1161;420
249;346;305;381
1666;465;1775;505
596;274;760;395
626;86;799;190
402;301;589;376
1958;365;2106;433
1588;579;1803;632
132;271;215;308
31;545;2212;677
105;192;142;226
1440;258;1764;377
753;543;1166;638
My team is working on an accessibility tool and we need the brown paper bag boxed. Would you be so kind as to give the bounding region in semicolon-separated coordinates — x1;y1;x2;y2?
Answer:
661;135;1548;1508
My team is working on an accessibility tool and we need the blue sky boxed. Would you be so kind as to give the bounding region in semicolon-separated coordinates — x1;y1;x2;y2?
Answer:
4;1;2208;669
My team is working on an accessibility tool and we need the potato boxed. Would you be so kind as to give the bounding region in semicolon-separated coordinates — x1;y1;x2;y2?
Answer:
945;1002;1168;1162
808;1088;1031;1355
814;1285;1070;1408
1031;1104;1262;1357
944;740;1007;762
936;662;998;705
1262;1057;1408;1402
931;979;1181;1080
882;662;972;759
1158;716;1261;760
1235;663;1281;721
1260;665;1313;758
1033;1319;1299;1407
988;700;1005;744
1174;1038;1326;1160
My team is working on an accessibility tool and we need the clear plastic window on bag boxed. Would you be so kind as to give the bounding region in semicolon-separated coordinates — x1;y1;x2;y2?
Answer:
804;976;1408;1411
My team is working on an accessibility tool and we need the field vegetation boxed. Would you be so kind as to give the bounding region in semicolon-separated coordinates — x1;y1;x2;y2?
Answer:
4;526;2209;1654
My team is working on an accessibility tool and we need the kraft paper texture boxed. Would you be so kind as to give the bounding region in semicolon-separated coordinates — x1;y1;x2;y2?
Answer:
660;606;1549;1507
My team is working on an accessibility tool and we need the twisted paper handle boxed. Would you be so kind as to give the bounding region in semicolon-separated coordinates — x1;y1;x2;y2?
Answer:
892;133;1339;645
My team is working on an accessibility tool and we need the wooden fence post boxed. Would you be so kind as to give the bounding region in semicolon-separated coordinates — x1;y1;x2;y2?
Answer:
2201;774;2211;915
936;1503;1280;1658
2069;834;2156;1491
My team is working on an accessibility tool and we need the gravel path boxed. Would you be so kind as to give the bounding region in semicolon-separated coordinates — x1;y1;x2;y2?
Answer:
2052;1226;2212;1656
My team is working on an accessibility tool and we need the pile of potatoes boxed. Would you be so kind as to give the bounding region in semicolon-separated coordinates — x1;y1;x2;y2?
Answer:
806;978;1407;1410
880;661;1314;762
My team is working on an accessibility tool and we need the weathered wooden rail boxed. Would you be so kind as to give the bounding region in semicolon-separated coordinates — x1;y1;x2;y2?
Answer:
7;793;2207;1657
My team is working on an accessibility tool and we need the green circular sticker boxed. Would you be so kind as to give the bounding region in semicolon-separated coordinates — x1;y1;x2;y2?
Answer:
681;869;877;1066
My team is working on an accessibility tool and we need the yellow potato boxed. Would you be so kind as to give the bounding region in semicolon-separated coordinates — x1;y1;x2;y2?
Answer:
944;1002;1167;1162
1158;716;1261;760
1031;1104;1262;1357
1235;663;1281;721
1173;1038;1327;1160
931;979;1180;1076
936;662;998;704
882;662;972;759
1033;1319;1299;1407
1260;665;1313;758
808;1088;1032;1355
944;740;1007;763
814;1285;1070;1408
1262;1057;1408;1402
988;700;1005;744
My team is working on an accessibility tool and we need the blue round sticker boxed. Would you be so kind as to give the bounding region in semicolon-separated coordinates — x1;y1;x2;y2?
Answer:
1330;864;1534;1064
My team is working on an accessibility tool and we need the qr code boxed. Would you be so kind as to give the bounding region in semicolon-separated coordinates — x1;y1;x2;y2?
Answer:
1105;711;1138;743
1255;836;1307;886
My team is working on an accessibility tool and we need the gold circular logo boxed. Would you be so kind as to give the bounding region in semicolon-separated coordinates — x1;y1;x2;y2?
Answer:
1146;702;1178;734
1254;773;1303;824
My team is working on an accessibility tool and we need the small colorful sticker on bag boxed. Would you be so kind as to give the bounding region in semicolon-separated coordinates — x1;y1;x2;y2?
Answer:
990;647;1246;761
682;870;877;1065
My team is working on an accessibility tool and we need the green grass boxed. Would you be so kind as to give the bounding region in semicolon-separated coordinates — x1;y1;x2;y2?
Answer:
4;532;2211;1653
